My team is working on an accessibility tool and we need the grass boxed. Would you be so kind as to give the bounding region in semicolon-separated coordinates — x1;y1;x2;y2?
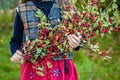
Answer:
0;34;20;80
73;33;120;80
0;11;120;80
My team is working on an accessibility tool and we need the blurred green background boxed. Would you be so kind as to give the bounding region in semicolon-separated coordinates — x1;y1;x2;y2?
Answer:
0;0;120;80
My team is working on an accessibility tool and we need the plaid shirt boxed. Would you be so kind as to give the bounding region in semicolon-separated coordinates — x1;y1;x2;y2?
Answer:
17;1;61;42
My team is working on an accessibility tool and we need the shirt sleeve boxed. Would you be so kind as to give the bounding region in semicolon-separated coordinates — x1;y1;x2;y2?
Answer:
9;11;24;55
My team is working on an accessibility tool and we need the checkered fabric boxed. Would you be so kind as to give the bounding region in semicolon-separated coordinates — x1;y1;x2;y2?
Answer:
17;1;40;41
17;1;61;42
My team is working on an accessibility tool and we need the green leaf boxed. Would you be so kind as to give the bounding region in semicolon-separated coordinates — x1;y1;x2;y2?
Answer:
34;54;39;58
49;32;53;37
36;48;42;54
113;10;120;19
63;40;67;46
110;27;113;30
95;30;99;35
112;3;118;10
36;71;44;76
100;0;105;3
100;33;104;37
47;61;52;68
36;9;43;17
104;14;109;21
72;0;77;4
45;40;50;44
112;0;117;2
42;53;46;56
60;48;64;52
107;8;112;13
108;30;111;35
37;66;44;71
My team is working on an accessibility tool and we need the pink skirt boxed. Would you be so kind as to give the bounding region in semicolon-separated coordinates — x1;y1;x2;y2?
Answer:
20;60;78;80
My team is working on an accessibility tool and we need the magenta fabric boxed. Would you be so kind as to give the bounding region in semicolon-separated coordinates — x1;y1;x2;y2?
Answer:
20;60;78;80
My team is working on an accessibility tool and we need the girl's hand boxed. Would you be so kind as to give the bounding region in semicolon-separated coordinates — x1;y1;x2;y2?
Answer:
67;34;82;48
10;50;23;64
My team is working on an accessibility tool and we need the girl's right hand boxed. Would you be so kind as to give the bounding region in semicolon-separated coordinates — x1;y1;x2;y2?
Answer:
10;50;23;64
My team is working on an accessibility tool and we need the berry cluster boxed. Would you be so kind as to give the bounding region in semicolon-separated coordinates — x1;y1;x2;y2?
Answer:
21;0;119;77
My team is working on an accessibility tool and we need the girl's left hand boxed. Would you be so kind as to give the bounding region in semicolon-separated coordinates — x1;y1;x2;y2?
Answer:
67;34;82;48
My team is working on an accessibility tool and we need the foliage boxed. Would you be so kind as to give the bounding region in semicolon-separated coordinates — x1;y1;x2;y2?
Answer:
0;10;14;35
0;0;120;80
0;0;19;9
21;0;120;76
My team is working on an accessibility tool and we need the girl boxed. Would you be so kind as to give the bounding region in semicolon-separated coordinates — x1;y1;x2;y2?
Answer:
10;0;81;80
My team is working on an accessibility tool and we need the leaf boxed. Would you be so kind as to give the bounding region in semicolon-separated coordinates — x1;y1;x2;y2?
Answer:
37;66;44;71
45;40;50;44
112;3;118;10
26;36;29;42
34;54;40;59
69;47;73;52
58;45;62;50
49;32;53;37
20;59;24;64
100;0;105;3
108;30;111;35
100;33;104;37
36;48;42;54
110;27;113;30
63;40;67;46
95;30;99;35
60;48;64;52
47;61;52;68
36;71;44;76
36;9;43;17
56;35;59;40
107;8;112;13
113;10;120;19
42;53;46;56
72;0;77;4
104;14;109;21
112;0;117;2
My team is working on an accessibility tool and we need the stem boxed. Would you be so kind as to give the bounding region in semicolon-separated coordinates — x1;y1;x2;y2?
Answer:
103;1;113;12
82;0;87;6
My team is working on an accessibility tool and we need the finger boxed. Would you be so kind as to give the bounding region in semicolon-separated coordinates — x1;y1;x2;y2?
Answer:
68;40;78;48
13;56;19;63
15;54;22;61
11;56;20;63
10;57;14;62
69;35;79;45
16;50;22;56
68;40;74;48
71;34;80;43
10;57;18;63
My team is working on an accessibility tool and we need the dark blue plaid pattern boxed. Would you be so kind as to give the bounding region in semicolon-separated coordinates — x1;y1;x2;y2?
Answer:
17;1;61;41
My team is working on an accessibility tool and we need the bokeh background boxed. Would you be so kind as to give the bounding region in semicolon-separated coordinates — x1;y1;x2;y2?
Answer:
0;0;120;80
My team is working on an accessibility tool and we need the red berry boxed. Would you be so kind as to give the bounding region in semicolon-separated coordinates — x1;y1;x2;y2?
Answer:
101;51;107;56
98;21;102;29
58;33;61;39
102;27;109;34
69;29;74;34
76;52;79;56
114;26;119;32
66;6;70;11
97;2;100;8
78;28;81;32
24;53;30;61
82;31;85;37
109;17;113;24
89;32;94;37
91;0;97;4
